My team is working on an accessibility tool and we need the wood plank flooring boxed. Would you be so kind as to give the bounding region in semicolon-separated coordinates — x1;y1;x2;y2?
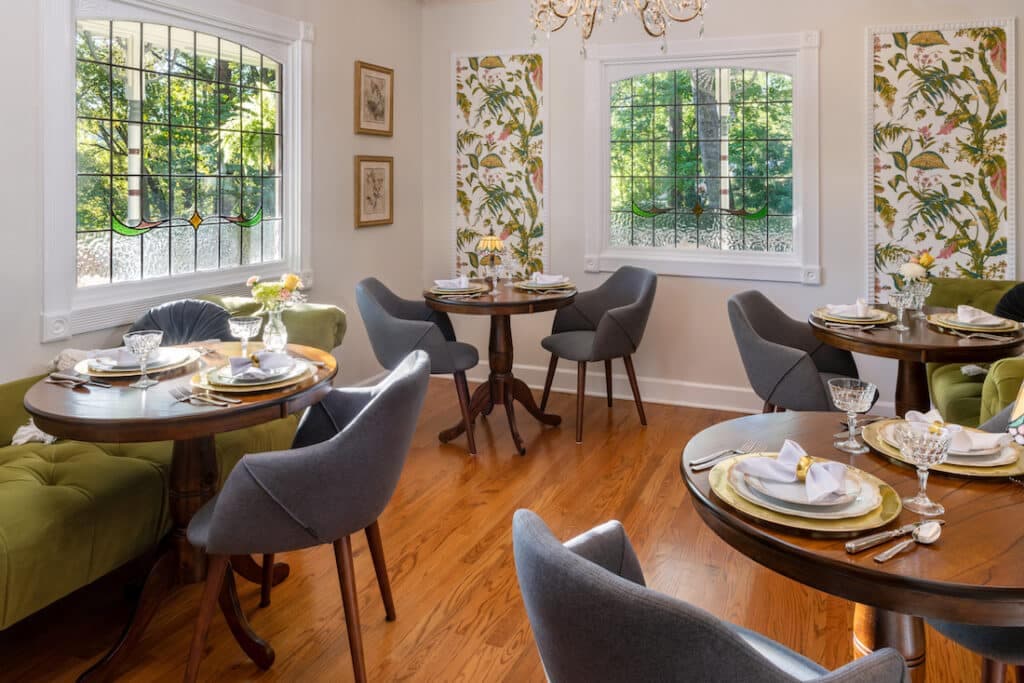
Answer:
0;379;1003;682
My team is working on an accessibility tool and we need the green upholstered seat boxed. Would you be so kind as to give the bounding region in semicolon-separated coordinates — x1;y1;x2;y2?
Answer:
198;295;346;353
979;357;1024;425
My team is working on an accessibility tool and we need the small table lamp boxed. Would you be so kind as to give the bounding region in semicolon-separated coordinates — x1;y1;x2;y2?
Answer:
477;230;505;289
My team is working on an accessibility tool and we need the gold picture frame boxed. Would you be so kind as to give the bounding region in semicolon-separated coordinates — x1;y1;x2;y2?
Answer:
354;61;394;136
354;156;394;227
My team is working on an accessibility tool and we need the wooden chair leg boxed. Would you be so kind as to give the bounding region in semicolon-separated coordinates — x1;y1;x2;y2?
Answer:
604;359;613;407
983;658;1006;683
259;553;274;607
334;536;367;683
185;555;229;683
364;521;396;621
540;353;558;412
623;355;647;426
453;371;477;455
762;400;775;414
1013;664;1023;682
576;362;587;444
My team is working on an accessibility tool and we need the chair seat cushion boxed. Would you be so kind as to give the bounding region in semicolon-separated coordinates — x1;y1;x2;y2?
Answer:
541;331;597;362
928;619;1024;665
927;363;986;427
430;341;479;374
733;625;828;680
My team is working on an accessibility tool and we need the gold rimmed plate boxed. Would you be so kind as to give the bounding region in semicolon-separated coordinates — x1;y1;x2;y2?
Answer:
76;348;201;378
813;308;896;325
514;280;575;292
191;362;314;393
428;284;490;295
862;419;1024;477
927;313;1020;334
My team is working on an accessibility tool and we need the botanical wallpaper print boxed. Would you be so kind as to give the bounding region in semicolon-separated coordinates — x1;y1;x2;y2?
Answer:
871;24;1013;297
454;54;546;277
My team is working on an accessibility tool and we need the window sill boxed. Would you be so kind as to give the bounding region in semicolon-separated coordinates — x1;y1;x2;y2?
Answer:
584;248;821;284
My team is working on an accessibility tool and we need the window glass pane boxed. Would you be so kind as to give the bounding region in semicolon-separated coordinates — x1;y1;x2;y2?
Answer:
262;220;281;260
171;225;196;274
195;34;219;81
219;40;241;84
169;27;194;75
142;23;168;72
112;21;141;68
112;232;142;282
111;67;142;121
261;57;279;91
78;231;111;286
78;20;110;62
77;118;110;174
77;175;109;231
169;76;195;126
143;228;170;279
76;59;110;118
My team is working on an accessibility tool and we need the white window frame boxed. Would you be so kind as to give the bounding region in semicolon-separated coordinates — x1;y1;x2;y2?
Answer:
40;0;314;342
583;31;821;284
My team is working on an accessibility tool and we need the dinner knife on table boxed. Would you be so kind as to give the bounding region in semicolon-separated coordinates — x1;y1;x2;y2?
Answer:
845;519;945;554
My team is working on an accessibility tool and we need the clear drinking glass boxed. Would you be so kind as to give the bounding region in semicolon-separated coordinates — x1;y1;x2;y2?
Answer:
895;421;952;516
828;377;877;454
889;290;913;331
229;316;263;357
123;330;164;389
908;280;933;319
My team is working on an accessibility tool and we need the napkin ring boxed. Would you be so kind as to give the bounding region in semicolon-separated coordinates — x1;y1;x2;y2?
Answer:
249;353;261;367
795;455;813;482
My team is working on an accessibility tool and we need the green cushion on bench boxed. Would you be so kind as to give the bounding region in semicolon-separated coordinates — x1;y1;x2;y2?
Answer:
980;357;1024;425
198;295;346;352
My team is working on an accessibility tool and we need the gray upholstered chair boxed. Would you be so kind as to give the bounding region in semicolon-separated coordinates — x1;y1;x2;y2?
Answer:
539;266;657;443
356;277;481;454
183;351;431;683
130;298;231;345
728;290;872;413
512;509;908;683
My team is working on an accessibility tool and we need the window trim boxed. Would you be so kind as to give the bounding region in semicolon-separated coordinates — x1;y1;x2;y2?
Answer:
583;31;821;284
41;0;313;342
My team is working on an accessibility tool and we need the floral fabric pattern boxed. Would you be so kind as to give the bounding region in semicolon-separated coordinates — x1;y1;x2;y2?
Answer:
870;24;1014;298
454;54;546;277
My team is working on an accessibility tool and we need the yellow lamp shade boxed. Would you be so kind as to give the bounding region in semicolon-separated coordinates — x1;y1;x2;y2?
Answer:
477;234;505;253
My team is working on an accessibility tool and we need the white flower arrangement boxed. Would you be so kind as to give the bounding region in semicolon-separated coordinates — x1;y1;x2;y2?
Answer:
899;261;927;282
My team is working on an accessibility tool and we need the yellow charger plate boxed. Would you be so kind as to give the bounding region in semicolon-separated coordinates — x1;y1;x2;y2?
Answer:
812;308;896;325
862;419;1024;478
427;284;490;295
190;363;315;393
514;280;575;291
75;348;201;378
926;313;1020;334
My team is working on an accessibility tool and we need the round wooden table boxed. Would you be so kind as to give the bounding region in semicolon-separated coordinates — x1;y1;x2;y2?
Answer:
424;281;576;455
24;342;337;681
681;411;1024;683
810;306;1024;416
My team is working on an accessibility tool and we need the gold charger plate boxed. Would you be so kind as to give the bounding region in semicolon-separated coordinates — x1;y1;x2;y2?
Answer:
514;280;575;291
862;419;1024;478
75;349;201;378
190;363;315;393
428;284;490;295
708;453;901;536
927;313;1020;334
813;308;896;325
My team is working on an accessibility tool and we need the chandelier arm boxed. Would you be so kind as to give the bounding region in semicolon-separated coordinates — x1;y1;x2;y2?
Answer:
548;0;581;20
658;0;706;23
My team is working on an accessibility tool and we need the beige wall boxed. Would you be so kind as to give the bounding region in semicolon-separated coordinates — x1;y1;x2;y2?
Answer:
0;0;422;384
420;0;1024;412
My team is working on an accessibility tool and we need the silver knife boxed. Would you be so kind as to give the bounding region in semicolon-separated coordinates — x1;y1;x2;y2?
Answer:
689;448;737;468
845;519;945;554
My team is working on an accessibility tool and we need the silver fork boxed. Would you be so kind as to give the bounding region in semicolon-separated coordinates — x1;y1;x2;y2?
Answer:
689;440;765;471
949;329;1012;342
170;386;228;407
826;323;876;333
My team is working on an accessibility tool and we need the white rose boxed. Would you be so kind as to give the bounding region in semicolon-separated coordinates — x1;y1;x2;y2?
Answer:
899;262;927;281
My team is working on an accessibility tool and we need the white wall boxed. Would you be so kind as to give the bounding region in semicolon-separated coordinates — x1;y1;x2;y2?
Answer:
0;0;422;384
420;0;1024;413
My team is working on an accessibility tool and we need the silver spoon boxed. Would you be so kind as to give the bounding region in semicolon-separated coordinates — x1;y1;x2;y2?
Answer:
872;520;942;563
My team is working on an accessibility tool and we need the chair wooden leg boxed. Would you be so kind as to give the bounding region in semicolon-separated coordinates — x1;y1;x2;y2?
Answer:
185;555;229;683
1013;664;1023;682
540;353;558;412
219;561;275;670
334;536;367;683
604;359;613;407
623;355;647;426
259;553;274;607
762;400;775;414
453;371;477;455
576;362;587;444
982;658;1007;683
364;521;396;621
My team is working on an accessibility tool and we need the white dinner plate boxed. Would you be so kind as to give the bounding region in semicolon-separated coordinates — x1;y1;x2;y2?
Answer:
944;450;1020;468
208;361;302;387
881;422;1003;457
743;471;861;508
727;463;882;520
88;347;192;371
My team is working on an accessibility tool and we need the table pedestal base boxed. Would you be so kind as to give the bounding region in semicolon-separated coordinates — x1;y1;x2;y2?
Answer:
896;360;931;417
853;604;925;682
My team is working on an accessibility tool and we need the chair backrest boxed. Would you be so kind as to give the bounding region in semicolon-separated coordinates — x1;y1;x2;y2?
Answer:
129;299;231;345
554;266;657;355
926;277;1019;313
356;277;456;369
994;283;1024;322
204;351;431;554
512;510;906;683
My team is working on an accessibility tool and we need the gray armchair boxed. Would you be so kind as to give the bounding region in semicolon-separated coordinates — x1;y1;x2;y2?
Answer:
130;298;231;345
539;266;657;443
512;509;908;683
356;277;480;453
728;290;871;412
183;351;430;683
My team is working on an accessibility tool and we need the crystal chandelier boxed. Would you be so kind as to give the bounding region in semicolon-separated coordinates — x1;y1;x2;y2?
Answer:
531;1;709;51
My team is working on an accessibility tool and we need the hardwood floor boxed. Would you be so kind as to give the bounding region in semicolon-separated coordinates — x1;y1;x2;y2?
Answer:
0;379;1003;682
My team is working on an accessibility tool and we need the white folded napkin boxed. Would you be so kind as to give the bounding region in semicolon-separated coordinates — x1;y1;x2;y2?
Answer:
957;305;1005;326
88;347;137;368
12;419;57;446
903;409;1007;453
531;273;569;285
825;298;870;317
434;276;470;289
228;351;293;380
733;440;847;503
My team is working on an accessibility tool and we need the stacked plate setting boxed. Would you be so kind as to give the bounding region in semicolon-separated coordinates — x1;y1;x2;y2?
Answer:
76;347;201;377
813;307;895;326
193;358;313;393
513;279;575;293
927;311;1020;334
428;282;490;296
879;421;1019;469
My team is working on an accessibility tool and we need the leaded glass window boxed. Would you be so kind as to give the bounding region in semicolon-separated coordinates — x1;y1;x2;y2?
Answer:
75;20;282;287
608;67;793;252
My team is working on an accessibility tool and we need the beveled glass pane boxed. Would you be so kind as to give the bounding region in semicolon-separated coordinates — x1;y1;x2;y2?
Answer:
77;20;110;62
218;86;241;129
169;76;195;126
195;33;218;81
77;175;110;231
143;227;170;279
111;67;142;121
169;27;194;75
241;224;262;264
143;175;169;220
143;71;168;122
241;47;261;88
77;118;110;174
171;225;196;274
219;40;241;84
220;222;241;266
77;231;111;286
261;57;279;91
142;23;168;72
171;127;195;175
262;134;278;175
112;21;141;68
262;220;281;261
112;232;142;282
76;59;110;118
142;124;169;175
196;223;219;270
262;178;279;218
242;133;261;177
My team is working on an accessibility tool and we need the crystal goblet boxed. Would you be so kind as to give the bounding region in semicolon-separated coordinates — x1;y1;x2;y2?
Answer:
908;280;933;319
889;290;913;331
229;316;263;357
895;421;952;516
828;377;876;454
123;330;164;389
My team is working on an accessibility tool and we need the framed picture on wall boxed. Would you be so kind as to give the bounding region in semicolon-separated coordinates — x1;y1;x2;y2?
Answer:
354;61;394;136
355;156;394;227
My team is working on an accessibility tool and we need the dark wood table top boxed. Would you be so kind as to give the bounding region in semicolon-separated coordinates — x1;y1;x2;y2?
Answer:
682;411;1024;626
809;305;1024;363
424;279;576;316
23;342;337;443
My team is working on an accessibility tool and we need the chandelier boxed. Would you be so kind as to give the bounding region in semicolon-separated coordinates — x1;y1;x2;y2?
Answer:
531;1;708;50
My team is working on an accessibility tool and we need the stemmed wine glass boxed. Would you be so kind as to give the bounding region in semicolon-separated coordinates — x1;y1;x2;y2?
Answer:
123;330;164;389
229;316;263;357
907;280;933;319
895;421;952;516
889;290;913;332
828;377;877;454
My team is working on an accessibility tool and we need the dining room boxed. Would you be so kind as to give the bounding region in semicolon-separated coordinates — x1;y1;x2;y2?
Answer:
1;0;1023;681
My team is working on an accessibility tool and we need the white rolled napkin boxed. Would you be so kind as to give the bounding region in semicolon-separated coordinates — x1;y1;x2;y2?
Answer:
903;409;1007;453
12;419;57;446
531;273;569;285
229;351;293;380
88;347;137;368
733;439;848;503
957;305;1005;326
434;275;470;289
825;298;870;317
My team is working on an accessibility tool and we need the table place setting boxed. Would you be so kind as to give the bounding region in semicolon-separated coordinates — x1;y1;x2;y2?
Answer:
812;298;896;331
190;350;313;394
74;333;201;385
428;275;491;297
512;272;576;294
927;305;1022;339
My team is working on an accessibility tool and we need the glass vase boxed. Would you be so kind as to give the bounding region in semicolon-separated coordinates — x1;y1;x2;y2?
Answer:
263;308;288;353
